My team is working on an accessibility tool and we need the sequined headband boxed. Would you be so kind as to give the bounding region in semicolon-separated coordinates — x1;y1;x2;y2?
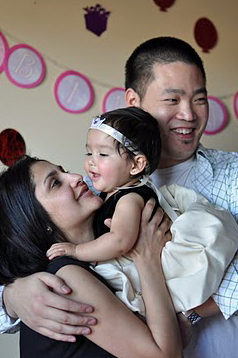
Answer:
90;116;140;156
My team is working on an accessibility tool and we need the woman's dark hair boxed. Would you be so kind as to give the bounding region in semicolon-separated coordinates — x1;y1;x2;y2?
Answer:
125;36;206;100
99;106;161;176
0;155;67;285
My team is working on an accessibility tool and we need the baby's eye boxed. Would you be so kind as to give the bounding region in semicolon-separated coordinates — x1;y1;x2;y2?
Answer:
85;152;92;156
100;153;108;157
164;98;178;103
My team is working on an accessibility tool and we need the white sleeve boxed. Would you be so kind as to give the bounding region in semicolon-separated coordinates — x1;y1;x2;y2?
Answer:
160;184;238;313
0;285;20;334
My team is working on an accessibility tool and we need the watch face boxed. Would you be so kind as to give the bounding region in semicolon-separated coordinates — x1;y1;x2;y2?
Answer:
204;96;228;135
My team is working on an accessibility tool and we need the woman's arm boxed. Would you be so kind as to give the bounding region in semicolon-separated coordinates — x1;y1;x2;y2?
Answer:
56;200;182;358
3;272;97;341
48;192;145;261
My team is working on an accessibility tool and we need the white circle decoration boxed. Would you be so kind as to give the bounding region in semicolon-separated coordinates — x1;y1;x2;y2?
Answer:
54;70;94;113
102;87;125;112
0;32;8;73
233;91;238;120
4;44;45;88
204;96;228;135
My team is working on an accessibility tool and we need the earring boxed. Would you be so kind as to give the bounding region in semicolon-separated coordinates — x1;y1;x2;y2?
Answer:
46;226;53;234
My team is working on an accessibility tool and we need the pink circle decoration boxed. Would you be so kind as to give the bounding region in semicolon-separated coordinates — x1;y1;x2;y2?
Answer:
0;128;26;166
233;92;238;120
204;96;227;135
54;70;94;113
0;32;8;73
153;0;176;12
102;87;126;113
4;44;45;88
194;18;218;53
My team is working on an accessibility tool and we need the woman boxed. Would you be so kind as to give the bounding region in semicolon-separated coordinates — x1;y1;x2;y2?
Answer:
0;155;182;358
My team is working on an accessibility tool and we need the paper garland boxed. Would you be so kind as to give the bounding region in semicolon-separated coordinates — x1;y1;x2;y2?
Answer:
0;30;237;134
54;70;94;113
0;32;8;72
102;87;126;112
4;44;45;88
204;96;228;135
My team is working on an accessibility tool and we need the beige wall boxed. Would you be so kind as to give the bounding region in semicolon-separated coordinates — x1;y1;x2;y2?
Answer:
1;0;238;356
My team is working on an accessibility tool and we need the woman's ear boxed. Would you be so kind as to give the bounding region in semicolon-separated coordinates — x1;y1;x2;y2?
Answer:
130;155;147;176
125;88;141;108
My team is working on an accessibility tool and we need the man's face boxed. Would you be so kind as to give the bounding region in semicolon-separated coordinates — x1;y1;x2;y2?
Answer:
126;61;208;168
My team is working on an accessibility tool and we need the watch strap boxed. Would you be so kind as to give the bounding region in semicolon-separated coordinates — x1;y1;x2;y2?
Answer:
182;309;201;325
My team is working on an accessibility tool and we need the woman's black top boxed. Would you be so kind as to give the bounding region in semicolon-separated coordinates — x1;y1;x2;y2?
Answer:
20;257;116;358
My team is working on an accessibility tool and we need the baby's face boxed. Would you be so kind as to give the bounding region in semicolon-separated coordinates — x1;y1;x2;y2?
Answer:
84;129;134;193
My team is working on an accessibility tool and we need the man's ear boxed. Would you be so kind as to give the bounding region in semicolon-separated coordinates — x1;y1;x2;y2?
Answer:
130;155;147;176
125;88;141;108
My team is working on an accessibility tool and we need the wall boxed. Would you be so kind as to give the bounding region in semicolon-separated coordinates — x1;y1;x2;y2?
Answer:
0;0;238;356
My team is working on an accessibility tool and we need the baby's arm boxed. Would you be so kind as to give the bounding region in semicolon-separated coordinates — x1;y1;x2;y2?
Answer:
47;193;144;262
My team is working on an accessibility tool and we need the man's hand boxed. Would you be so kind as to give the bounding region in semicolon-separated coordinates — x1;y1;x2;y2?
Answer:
3;272;97;342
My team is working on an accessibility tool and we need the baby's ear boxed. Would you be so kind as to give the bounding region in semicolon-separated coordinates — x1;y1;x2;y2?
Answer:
130;155;147;175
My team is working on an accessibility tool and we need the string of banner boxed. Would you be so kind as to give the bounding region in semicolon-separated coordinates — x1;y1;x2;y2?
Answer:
1;29;238;136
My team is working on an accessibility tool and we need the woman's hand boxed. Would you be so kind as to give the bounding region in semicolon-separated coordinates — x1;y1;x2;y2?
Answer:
3;272;97;342
130;199;172;260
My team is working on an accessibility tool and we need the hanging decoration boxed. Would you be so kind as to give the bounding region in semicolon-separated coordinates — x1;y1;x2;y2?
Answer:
102;87;126;112
4;44;45;88
0;128;26;166
83;4;111;36
0;32;8;73
194;18;218;53
54;70;94;113
233;92;238;120
1;28;238;136
204;96;228;135
153;0;176;12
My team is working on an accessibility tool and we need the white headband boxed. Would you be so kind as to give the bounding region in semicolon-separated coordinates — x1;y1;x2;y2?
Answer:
90;116;140;156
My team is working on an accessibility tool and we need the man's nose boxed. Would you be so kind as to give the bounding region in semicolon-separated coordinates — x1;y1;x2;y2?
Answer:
178;103;196;121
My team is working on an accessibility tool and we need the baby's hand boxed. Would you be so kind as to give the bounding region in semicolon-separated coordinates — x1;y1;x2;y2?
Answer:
47;243;77;260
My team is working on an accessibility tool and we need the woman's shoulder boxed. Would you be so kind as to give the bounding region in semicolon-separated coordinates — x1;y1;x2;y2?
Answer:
47;256;90;275
48;256;115;293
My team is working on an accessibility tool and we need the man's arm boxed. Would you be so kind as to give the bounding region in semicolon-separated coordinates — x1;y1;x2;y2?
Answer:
2;272;97;341
211;251;238;319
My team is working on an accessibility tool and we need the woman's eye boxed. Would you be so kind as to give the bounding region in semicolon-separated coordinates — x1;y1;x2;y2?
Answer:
51;179;61;188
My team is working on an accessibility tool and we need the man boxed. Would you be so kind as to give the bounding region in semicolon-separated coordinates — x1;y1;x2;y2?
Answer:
124;36;238;357
1;37;238;356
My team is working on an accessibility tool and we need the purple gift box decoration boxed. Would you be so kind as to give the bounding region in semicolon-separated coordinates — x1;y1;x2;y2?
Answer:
83;4;110;36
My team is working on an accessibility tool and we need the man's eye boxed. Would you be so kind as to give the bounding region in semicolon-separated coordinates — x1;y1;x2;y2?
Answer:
196;97;208;104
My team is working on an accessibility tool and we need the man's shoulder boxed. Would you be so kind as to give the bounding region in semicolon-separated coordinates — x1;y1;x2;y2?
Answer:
197;146;238;166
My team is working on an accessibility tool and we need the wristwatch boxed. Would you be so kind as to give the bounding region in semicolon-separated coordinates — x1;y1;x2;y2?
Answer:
182;309;201;325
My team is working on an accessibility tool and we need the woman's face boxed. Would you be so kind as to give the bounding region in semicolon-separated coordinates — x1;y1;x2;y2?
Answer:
32;161;102;240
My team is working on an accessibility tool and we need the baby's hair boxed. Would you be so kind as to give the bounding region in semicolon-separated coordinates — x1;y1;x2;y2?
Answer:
99;107;161;176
